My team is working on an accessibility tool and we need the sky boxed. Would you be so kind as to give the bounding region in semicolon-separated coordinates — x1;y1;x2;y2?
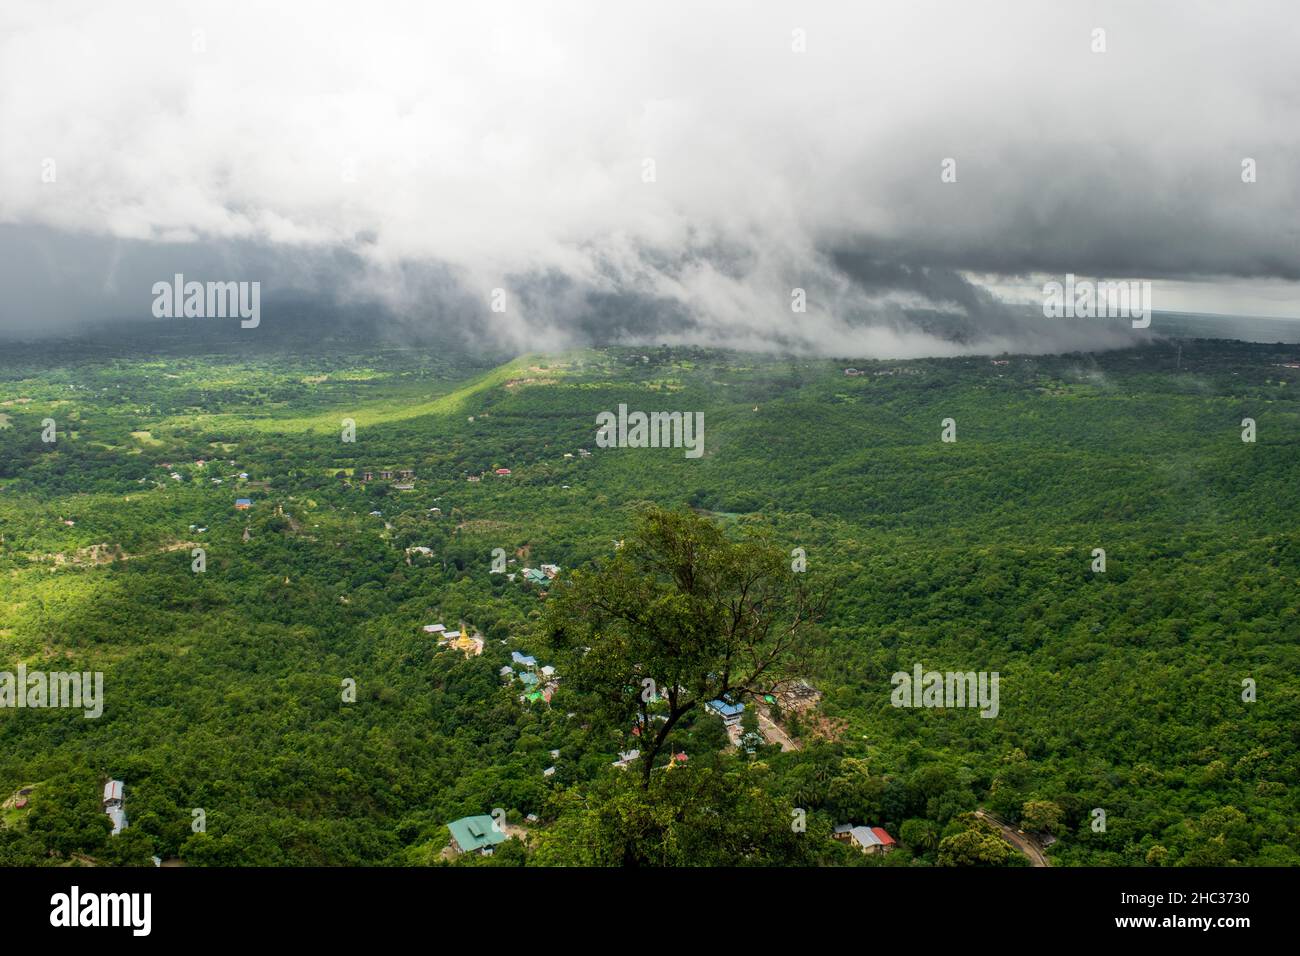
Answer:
1;0;1298;355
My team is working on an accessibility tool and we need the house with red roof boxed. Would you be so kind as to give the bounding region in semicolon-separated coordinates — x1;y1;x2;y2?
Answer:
836;823;897;854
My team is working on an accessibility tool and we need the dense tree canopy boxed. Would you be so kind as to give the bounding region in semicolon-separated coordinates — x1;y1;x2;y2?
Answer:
2;328;1297;867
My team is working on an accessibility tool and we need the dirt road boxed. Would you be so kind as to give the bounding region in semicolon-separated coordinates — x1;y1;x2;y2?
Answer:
975;810;1050;867
756;709;799;751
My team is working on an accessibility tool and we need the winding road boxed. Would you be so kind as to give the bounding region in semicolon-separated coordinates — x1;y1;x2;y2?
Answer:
975;810;1051;867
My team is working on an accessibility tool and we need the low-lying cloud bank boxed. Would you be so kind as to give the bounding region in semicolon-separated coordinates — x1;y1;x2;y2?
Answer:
1;1;1297;355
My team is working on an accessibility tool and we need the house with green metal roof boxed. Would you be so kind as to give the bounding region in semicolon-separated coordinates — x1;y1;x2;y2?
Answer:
447;814;508;855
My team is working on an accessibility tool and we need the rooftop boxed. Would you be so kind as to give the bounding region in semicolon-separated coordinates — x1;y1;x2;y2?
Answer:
447;815;507;853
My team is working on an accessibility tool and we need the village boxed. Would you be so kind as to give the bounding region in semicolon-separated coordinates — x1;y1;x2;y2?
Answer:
8;447;1058;870
24;419;1031;871
434;664;901;861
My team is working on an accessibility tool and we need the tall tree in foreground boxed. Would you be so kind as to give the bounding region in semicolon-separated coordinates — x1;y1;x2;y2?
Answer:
540;506;830;789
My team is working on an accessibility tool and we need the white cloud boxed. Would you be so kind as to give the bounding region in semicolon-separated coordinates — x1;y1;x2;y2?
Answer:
1;0;1297;348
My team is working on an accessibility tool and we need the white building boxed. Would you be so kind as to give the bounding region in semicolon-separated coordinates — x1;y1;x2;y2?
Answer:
103;779;127;836
107;807;128;836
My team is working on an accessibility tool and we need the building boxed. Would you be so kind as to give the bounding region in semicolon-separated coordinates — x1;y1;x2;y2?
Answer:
706;699;745;726
845;825;896;854
234;498;252;510
775;680;821;712
446;815;508;856
103;779;127;836
448;634;484;657
870;827;896;851
613;749;640;768
379;470;393;480
511;651;537;668
540;564;560;579
361;471;373;481
423;623;446;634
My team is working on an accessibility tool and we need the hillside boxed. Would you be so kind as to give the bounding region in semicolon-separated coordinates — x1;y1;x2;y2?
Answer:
1;335;1297;866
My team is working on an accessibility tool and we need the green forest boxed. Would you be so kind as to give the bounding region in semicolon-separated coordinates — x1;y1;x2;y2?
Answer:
1;324;1297;867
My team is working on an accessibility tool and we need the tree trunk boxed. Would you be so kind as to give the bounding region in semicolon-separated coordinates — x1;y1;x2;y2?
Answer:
640;706;688;789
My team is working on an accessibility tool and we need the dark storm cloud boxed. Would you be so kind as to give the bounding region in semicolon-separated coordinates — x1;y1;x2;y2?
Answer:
0;0;1297;353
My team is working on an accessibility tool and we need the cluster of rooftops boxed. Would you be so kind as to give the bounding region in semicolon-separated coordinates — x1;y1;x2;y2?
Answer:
503;650;559;704
422;622;485;657
518;564;559;585
833;823;897;853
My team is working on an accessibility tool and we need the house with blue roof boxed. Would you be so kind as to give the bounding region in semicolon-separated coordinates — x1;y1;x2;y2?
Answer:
706;699;745;726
